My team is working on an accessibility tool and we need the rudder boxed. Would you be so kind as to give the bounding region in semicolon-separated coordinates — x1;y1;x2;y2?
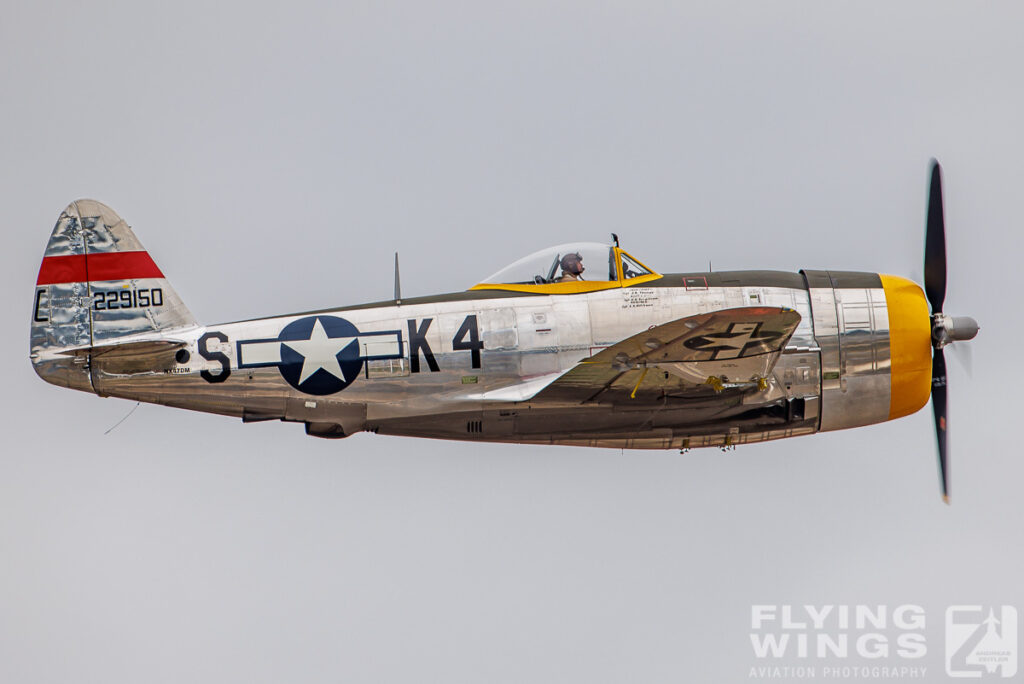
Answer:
31;199;198;392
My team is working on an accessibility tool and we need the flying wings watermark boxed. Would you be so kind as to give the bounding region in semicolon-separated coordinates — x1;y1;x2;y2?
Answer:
747;604;1018;680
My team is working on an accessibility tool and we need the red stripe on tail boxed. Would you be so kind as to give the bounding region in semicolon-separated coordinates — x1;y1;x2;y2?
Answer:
36;254;86;285
36;251;164;285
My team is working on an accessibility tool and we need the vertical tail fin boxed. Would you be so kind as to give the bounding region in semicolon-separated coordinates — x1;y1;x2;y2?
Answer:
31;199;198;392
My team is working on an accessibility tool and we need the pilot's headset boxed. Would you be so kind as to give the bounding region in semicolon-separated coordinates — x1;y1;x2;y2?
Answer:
560;252;584;276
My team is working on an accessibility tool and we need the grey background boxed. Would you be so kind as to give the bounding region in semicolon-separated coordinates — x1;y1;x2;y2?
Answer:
2;2;1021;682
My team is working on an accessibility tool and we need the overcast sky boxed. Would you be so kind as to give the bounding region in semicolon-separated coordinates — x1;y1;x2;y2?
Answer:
2;2;1022;683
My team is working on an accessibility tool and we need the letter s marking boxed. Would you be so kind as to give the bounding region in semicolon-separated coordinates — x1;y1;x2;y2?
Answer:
199;332;231;383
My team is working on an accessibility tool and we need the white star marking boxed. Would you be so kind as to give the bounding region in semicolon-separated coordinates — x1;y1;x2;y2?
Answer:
282;318;357;384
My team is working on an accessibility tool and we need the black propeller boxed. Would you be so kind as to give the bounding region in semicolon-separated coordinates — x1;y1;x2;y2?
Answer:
923;160;978;504
925;163;947;313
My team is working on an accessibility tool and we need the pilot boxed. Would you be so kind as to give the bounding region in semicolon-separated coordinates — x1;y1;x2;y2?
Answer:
557;252;585;282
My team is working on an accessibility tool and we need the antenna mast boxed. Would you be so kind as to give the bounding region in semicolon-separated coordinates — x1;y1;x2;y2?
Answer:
394;252;402;304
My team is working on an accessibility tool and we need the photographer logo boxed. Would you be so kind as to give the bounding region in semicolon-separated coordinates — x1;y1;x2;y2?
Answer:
945;606;1017;678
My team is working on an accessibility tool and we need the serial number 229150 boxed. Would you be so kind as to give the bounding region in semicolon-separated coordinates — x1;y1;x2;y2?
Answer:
93;287;164;311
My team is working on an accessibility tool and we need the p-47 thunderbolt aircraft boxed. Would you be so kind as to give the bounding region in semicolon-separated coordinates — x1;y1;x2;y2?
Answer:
31;162;977;501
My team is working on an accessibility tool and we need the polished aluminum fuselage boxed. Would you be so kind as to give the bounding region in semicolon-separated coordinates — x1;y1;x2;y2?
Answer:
55;269;893;449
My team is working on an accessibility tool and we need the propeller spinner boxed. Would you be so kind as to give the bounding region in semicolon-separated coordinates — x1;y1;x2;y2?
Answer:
924;160;979;504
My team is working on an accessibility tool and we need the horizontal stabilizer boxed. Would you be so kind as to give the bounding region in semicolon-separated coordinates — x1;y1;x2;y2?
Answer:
55;338;188;358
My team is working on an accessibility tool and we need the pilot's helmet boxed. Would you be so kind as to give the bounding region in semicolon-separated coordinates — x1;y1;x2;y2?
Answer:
560;252;584;275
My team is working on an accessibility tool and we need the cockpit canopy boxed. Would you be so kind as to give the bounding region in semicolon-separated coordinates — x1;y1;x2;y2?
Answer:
472;242;659;293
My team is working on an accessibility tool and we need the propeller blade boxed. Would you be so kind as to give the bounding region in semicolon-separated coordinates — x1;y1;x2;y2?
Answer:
932;348;949;504
924;160;947;313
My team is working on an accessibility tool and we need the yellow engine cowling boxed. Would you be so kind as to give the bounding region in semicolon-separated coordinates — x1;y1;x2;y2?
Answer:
805;271;931;432
879;274;932;420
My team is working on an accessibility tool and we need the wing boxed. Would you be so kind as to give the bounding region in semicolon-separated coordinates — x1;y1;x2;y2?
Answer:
531;306;802;404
